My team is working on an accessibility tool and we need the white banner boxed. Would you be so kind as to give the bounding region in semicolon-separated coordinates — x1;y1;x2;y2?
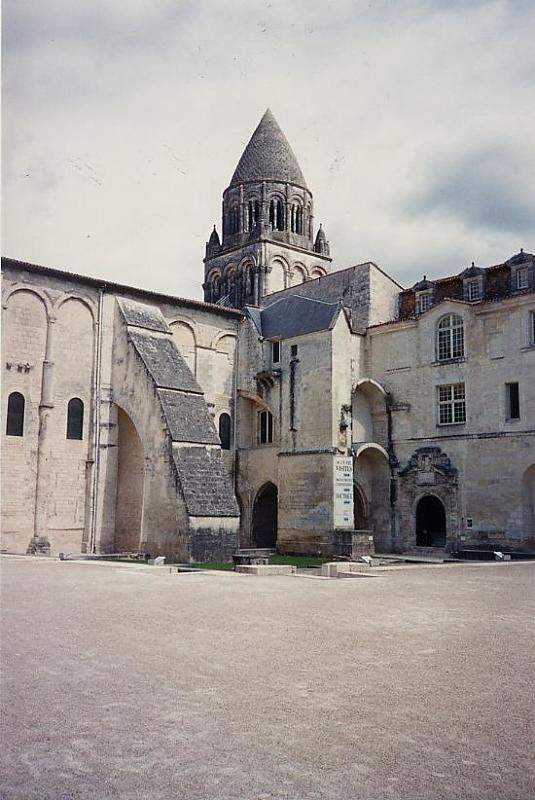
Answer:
333;456;354;529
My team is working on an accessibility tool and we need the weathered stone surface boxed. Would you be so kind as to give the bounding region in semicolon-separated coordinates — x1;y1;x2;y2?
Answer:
128;330;202;393
117;297;169;333
173;447;240;517
159;390;219;444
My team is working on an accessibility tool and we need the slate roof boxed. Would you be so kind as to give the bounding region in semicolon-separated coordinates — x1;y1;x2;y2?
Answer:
173;447;240;517
254;295;341;339
158;389;219;445
128;330;202;393
117;297;169;333
230;109;307;188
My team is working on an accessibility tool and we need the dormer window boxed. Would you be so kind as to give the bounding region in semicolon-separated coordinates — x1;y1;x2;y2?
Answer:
467;280;480;301
415;292;432;315
516;267;529;290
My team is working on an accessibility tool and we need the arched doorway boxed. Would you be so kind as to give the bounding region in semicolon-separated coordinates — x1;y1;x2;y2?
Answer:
522;465;535;539
251;482;278;548
353;484;368;530
114;407;144;552
416;495;446;547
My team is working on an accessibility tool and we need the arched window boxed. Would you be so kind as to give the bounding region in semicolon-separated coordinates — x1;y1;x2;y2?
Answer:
296;206;303;234
6;392;25;436
258;410;274;444
437;314;464;361
246;200;259;231
218;413;232;450
66;398;84;440
269;199;285;231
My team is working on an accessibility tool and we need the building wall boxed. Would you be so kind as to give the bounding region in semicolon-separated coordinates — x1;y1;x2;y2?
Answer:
369;294;535;548
1;261;241;559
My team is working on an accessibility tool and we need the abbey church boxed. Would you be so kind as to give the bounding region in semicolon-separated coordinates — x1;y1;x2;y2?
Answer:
2;110;534;560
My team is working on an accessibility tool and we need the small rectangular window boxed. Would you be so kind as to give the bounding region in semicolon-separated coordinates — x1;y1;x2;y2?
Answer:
438;383;466;425
290;344;298;357
271;341;280;365
516;267;529;290
506;382;520;420
258;410;274;444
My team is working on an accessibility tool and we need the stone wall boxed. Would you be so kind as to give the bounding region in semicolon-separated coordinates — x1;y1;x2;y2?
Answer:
369;293;535;548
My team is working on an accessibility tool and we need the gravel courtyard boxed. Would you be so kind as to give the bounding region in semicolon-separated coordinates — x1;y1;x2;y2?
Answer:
1;556;534;800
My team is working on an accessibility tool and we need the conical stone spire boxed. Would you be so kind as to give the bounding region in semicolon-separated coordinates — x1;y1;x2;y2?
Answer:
230;109;307;188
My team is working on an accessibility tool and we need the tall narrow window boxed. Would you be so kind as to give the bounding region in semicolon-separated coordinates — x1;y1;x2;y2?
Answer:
276;200;285;231
531;311;535;345
218;413;232;450
506;382;520;420
258;410;274;444
6;392;25;436
437;314;464;361
66;398;84;440
438;383;466;425
271;340;280;365
516;267;529;290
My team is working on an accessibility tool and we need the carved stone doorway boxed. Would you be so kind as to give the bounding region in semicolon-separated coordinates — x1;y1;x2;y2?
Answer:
416;495;446;547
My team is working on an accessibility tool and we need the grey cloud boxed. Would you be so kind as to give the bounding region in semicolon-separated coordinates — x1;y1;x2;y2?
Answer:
404;145;535;237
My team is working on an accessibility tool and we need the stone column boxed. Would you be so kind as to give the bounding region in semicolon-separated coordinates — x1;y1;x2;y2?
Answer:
28;315;57;554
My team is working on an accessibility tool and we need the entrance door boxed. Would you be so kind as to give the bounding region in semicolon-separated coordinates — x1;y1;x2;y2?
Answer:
252;483;278;548
416;495;446;547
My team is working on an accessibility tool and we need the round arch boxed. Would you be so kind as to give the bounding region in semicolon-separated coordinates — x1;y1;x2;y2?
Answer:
114;404;145;553
2;285;52;316
251;482;278;548
354;442;389;462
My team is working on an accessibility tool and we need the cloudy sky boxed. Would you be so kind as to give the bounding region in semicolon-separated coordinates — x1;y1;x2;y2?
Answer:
3;0;534;298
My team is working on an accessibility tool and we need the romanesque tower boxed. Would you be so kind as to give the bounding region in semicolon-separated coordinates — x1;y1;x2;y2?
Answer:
203;109;332;308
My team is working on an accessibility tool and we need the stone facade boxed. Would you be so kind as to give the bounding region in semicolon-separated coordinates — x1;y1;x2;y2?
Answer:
2;110;534;559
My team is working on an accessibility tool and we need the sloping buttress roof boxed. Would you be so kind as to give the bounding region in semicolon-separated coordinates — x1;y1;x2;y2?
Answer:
230;109;307;188
253;295;340;339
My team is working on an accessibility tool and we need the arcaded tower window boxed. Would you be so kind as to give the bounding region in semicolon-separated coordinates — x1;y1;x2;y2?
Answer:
6;392;25;437
66;398;84;440
269;199;285;231
245;200;260;232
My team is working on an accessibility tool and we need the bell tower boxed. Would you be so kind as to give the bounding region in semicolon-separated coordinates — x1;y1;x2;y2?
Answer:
203;109;332;308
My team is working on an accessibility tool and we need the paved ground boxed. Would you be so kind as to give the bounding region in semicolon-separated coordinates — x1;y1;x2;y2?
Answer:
1;556;534;800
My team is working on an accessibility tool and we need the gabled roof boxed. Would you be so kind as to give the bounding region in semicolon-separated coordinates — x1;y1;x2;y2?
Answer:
252;294;341;339
230;109;307;189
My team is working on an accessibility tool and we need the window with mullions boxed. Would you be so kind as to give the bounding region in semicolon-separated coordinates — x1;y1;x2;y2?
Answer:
258;410;274;444
438;383;466;425
516;267;529;290
66;398;84;440
415;292;432;315
437;314;464;361
467;280;480;301
6;392;25;436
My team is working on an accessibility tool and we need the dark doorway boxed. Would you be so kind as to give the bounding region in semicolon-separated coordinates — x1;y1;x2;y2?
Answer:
416;495;446;547
252;482;278;548
354;485;368;530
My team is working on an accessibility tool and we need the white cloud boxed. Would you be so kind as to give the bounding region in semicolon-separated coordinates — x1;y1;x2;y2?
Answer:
3;0;534;295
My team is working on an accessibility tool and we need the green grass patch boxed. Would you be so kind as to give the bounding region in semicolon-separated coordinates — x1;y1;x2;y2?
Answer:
188;561;234;571
270;554;330;568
